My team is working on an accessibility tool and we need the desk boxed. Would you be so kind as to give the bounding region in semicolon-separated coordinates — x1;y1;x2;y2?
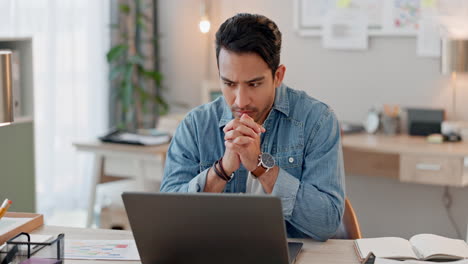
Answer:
342;134;468;187
74;142;170;227
32;226;360;264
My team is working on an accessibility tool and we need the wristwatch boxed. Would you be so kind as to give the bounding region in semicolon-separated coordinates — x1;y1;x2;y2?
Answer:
252;152;275;178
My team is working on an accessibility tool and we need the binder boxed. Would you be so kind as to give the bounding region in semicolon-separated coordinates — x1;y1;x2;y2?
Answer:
0;232;64;264
99;129;171;146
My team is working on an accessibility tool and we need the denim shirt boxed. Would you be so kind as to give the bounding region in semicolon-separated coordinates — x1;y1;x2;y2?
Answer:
160;83;345;241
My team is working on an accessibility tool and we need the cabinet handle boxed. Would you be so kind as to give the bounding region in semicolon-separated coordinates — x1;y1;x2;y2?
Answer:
416;163;441;171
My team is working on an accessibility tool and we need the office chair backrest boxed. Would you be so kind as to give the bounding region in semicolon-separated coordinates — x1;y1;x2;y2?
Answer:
332;198;362;239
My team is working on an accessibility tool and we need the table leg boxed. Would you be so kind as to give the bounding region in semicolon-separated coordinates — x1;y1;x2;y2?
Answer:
134;160;147;191
87;155;104;227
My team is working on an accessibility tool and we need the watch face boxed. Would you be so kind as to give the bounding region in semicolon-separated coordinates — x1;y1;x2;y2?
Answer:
261;153;275;168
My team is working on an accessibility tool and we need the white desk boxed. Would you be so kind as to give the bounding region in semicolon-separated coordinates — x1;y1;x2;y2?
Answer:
32;225;360;264
74;142;169;227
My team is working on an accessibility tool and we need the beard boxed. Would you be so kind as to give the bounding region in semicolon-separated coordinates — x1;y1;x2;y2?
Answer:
230;105;270;123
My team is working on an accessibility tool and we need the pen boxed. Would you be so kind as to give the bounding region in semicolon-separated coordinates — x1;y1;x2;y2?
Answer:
0;199;12;219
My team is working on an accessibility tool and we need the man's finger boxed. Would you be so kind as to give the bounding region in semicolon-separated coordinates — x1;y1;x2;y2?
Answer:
225;140;241;153
234;124;258;139
224;130;243;141
240;114;265;133
232;136;254;145
223;119;241;133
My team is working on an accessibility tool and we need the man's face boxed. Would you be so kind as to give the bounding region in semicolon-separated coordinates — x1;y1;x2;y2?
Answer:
218;48;285;124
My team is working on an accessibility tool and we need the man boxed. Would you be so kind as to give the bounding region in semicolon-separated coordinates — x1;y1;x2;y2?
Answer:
160;13;345;241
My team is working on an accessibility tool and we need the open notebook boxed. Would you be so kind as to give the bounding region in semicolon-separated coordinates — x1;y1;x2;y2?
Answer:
354;234;468;263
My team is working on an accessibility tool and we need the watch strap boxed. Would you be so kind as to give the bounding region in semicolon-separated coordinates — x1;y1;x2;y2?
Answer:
251;165;267;178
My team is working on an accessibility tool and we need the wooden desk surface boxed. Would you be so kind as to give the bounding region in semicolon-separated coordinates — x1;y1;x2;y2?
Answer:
343;133;468;157
342;133;468;186
32;226;360;264
74;141;170;156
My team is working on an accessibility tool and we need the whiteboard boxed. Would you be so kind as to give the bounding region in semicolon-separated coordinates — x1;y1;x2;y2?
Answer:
294;0;424;36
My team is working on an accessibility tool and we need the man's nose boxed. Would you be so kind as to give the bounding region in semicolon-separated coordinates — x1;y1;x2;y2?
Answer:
235;86;250;108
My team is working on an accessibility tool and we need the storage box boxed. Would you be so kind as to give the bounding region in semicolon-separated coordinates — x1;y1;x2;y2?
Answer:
0;213;44;244
0;232;64;264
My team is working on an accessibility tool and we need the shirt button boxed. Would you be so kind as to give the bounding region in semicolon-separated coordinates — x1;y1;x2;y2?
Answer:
288;157;294;163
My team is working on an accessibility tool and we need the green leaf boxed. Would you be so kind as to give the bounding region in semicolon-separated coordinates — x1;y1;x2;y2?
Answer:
136;16;146;30
139;68;163;86
106;44;128;63
135;86;150;113
138;13;153;23
128;55;145;66
119;4;130;14
109;65;126;81
121;64;134;111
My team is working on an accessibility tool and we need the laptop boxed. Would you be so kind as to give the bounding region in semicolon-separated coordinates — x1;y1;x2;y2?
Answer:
122;192;303;264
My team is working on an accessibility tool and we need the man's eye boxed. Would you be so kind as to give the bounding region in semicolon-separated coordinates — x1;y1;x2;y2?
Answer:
224;82;234;87
250;82;261;87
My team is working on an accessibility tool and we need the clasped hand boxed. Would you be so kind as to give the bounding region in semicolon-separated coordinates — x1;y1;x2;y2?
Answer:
222;114;266;174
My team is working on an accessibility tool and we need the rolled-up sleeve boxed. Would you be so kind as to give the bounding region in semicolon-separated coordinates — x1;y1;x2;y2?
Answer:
273;108;345;241
160;114;208;193
272;169;300;216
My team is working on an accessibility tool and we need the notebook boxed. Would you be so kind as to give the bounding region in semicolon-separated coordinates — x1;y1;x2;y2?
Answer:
354;234;468;263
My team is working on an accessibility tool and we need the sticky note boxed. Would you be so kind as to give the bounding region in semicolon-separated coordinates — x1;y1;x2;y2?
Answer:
337;0;351;8
422;0;436;8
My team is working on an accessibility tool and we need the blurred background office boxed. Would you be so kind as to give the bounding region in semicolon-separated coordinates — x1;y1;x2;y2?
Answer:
1;0;468;241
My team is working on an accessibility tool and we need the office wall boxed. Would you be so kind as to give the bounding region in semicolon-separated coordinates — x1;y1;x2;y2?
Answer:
158;0;468;239
0;122;36;212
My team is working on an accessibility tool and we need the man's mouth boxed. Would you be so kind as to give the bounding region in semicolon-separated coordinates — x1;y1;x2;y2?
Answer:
236;111;253;115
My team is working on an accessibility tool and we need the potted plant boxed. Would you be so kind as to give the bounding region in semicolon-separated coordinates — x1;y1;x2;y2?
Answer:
107;0;167;131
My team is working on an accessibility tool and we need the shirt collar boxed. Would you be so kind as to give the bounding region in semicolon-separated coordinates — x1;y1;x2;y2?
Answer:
218;83;290;128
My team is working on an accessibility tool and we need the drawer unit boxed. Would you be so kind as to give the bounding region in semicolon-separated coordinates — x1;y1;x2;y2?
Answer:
400;154;468;187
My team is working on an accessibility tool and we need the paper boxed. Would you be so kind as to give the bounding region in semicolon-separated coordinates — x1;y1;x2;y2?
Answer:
349;0;384;27
355;237;418;259
409;234;468;259
19;258;60;264
300;0;334;27
375;258;468;264
437;0;468;38
64;240;140;260
390;0;420;32
29;234;54;243
337;0;351;8
118;132;170;145
417;16;441;57
421;0;436;8
322;8;369;50
299;0;383;28
0;217;31;235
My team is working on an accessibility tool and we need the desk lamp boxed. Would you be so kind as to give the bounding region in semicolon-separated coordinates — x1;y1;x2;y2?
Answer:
441;38;468;120
0;50;13;127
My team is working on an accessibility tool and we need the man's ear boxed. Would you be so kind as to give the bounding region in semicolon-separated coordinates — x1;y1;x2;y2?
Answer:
274;64;286;87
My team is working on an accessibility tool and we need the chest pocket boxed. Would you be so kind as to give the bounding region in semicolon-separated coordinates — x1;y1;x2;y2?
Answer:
275;152;303;179
269;117;304;179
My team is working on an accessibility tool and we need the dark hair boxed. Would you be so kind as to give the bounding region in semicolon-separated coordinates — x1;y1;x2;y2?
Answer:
215;13;282;77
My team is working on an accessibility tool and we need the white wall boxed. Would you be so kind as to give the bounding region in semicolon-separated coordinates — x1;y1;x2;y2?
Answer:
159;0;468;239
